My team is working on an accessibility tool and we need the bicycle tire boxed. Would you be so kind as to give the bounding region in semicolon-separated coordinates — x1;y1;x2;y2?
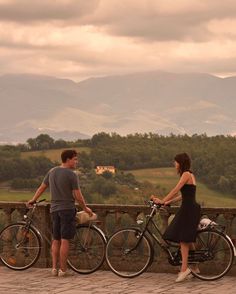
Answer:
105;228;153;278
191;229;234;281
0;223;41;270
67;224;106;274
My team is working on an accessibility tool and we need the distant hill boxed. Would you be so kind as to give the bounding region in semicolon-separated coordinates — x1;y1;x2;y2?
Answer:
1;71;236;143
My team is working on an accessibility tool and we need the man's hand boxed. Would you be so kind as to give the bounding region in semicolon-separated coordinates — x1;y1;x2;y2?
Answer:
26;199;36;208
83;206;93;216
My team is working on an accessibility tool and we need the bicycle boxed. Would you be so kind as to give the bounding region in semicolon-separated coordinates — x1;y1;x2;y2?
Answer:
0;199;107;274
105;200;235;280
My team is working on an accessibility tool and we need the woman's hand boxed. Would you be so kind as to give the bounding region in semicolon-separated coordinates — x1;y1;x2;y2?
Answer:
163;200;171;206
150;195;164;204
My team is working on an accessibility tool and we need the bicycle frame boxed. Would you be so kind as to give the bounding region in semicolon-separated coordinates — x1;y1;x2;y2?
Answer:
22;203;52;246
134;204;178;263
133;201;236;268
23;203;107;247
105;200;235;280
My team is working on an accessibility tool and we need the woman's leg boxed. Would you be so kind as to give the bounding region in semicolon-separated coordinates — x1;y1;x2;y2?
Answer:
180;242;189;272
175;242;191;282
189;242;200;272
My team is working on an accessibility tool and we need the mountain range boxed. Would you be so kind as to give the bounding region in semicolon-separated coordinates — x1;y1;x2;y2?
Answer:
1;71;236;143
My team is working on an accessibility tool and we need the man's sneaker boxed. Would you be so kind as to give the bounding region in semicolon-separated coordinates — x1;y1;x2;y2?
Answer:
58;269;67;277
175;268;191;282
51;268;58;277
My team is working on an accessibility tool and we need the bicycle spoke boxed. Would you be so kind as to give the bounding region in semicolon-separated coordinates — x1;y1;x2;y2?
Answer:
0;224;41;270
67;225;106;274
192;230;234;280
106;228;152;278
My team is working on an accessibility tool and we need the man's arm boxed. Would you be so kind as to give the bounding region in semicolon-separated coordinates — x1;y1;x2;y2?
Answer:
27;183;48;206
73;189;93;216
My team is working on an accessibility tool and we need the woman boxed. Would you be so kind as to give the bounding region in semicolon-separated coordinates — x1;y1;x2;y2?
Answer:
151;153;201;282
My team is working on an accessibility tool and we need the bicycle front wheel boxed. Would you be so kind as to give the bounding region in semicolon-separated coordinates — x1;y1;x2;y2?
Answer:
67;224;106;274
0;223;41;270
191;229;234;280
106;228;152;278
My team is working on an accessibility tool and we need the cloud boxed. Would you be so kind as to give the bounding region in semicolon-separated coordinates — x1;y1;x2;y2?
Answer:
0;0;99;23
1;0;236;42
1;1;236;80
81;0;236;42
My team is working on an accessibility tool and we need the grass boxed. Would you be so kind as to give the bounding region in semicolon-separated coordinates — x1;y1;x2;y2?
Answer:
0;189;50;202
21;147;91;162
130;167;236;207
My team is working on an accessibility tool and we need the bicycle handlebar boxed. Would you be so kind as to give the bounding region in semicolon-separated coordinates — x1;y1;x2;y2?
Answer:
36;198;46;204
146;200;170;208
25;198;46;210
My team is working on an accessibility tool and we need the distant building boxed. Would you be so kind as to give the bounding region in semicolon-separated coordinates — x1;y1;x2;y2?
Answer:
96;166;115;175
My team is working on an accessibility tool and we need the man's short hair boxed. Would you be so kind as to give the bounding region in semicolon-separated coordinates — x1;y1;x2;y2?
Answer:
61;149;77;163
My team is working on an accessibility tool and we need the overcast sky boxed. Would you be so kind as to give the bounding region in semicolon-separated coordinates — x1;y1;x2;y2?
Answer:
1;0;236;81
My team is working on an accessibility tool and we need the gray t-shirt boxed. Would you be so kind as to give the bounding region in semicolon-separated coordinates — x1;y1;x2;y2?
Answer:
43;166;79;212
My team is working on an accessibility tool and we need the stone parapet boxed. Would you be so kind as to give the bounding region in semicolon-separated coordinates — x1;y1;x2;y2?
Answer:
0;202;235;274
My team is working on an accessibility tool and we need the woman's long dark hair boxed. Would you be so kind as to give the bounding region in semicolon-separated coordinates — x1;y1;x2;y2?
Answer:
174;153;191;175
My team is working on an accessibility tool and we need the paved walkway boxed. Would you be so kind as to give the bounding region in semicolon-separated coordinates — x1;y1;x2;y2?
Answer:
0;268;235;294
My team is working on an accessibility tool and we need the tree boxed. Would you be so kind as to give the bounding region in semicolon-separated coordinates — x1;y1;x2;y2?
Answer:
27;134;54;150
101;170;113;179
78;152;93;170
26;138;38;150
35;134;54;150
54;139;68;149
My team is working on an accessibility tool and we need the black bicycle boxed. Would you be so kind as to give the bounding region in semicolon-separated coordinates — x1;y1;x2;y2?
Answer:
0;200;107;274
105;200;235;280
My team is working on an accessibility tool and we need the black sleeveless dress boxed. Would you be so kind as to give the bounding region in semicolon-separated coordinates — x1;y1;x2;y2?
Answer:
163;184;201;243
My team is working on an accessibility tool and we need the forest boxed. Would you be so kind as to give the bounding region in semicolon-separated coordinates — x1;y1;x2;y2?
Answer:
1;132;236;197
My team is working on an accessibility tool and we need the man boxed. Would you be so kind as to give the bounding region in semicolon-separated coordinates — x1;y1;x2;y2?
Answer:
27;149;93;277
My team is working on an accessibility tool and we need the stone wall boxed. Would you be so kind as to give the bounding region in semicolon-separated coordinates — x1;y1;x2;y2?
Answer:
0;202;235;274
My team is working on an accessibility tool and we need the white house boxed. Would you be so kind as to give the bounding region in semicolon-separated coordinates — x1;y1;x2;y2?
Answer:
95;166;115;175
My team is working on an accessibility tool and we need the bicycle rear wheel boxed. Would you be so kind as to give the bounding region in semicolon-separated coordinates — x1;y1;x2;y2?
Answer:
67;224;106;274
191;229;234;280
106;228;153;278
0;223;41;270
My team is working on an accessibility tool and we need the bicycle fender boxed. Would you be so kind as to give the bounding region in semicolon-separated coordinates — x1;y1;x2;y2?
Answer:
225;234;236;256
77;224;107;243
91;225;107;243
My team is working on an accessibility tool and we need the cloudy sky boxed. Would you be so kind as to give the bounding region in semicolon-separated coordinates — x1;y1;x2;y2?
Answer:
1;0;236;81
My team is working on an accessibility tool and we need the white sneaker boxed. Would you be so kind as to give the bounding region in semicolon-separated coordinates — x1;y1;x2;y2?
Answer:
58;269;67;277
58;269;74;277
175;268;191;282
51;268;58;277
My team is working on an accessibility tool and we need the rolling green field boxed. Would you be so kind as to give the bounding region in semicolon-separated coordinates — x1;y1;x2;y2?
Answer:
21;147;91;162
1;164;236;207
0;189;50;202
130;167;236;207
